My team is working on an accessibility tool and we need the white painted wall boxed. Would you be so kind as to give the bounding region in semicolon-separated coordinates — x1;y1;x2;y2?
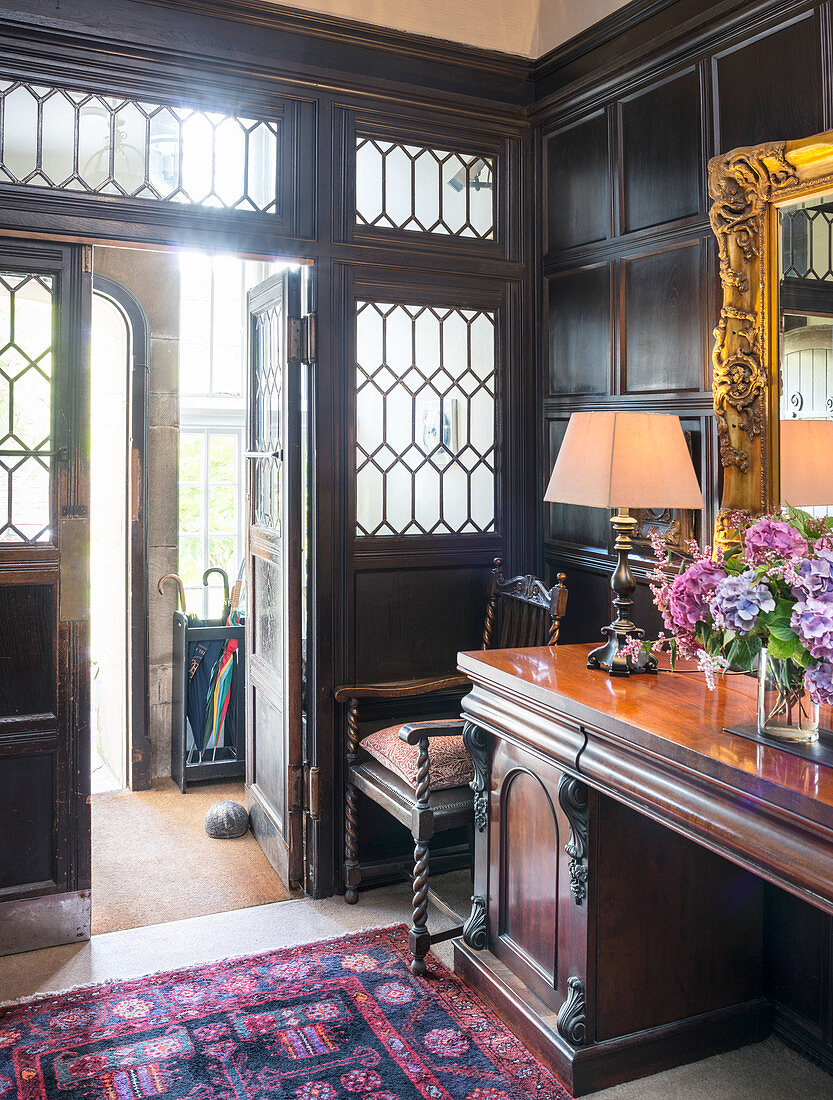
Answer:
252;0;631;57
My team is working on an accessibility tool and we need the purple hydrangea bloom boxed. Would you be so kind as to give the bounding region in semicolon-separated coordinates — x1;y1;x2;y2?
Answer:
711;571;775;634
805;660;833;706
743;517;808;564
793;546;833;601
667;559;726;633
791;594;833;662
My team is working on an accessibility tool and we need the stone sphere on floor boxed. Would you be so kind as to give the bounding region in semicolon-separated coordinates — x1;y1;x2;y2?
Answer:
205;800;249;839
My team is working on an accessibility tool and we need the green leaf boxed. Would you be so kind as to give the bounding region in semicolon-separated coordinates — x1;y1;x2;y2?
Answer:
765;635;796;660
784;503;814;537
768;619;798;644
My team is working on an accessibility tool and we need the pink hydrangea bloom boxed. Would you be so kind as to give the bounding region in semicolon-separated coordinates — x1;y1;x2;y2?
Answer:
667;558;726;634
743;517;808;564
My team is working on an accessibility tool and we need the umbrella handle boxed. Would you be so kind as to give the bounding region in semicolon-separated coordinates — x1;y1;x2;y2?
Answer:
158;573;187;613
203;567;230;613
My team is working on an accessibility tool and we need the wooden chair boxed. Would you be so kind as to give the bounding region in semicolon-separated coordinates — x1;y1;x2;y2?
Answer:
334;558;568;975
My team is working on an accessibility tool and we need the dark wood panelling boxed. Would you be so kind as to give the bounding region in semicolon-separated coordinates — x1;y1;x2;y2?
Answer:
619;68;702;232
765;884;831;1042
547;265;611;395
544;555;611;646
0;752;55;891
534;0;833;1070
714;13;824;154
621;242;703;393
545;114;610;253
353;566;491;682
0;584;56;718
595;794;764;1039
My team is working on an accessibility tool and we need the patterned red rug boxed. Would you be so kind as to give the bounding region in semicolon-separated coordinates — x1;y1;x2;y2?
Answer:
0;925;571;1100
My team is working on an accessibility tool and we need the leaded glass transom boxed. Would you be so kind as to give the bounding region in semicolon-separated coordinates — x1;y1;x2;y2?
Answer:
355;137;494;239
0;80;280;212
0;271;53;542
356;300;496;537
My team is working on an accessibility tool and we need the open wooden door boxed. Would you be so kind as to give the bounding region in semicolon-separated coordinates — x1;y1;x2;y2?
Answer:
0;240;91;955
245;270;305;888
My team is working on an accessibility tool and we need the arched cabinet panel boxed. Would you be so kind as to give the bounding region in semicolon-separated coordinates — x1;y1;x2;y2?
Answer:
487;738;591;1016
498;768;559;993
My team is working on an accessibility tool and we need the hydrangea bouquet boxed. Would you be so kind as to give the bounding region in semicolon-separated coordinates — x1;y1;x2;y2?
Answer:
636;507;833;740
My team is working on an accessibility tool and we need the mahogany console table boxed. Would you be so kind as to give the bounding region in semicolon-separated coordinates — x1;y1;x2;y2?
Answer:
454;644;833;1096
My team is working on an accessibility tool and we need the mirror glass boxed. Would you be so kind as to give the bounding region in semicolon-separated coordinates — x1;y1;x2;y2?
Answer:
778;193;833;517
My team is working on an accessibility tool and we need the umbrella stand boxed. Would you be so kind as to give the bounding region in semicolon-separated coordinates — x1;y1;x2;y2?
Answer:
170;609;246;793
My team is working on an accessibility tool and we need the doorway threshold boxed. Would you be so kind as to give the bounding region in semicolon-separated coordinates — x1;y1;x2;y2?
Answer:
0;883;461;1005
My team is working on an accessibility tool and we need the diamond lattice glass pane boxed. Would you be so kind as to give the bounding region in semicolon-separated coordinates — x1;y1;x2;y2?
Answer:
0;79;280;213
2;85;38;181
356;463;384;535
469;160;494;237
12;368;50;449
112;101;148;194
413;151;440;231
355;299;496;537
77;100;111;190
148;107;180;197
10;457;50;539
383;146;412;229
356;382;383;455
215;117;246;207
354;135;495;239
356;140;383;225
470;464;494;530
41;92;76;186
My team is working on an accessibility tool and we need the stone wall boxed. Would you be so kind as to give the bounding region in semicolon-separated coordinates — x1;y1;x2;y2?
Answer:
94;246;180;780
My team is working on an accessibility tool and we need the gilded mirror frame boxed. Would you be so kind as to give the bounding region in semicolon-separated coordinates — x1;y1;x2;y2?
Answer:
708;129;833;546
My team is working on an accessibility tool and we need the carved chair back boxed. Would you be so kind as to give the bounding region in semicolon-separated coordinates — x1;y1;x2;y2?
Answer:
481;559;568;650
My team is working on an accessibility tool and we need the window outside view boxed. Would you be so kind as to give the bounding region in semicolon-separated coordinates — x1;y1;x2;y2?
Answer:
177;253;284;619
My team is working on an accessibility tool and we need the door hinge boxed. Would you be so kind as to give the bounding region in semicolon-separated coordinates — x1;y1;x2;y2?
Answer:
301;313;317;363
289;762;320;820
288;316;302;362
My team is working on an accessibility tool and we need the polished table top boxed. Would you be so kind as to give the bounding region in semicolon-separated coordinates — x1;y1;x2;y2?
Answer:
458;643;833;910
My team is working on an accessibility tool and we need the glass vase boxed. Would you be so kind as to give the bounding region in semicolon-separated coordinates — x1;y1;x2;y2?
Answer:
757;648;819;743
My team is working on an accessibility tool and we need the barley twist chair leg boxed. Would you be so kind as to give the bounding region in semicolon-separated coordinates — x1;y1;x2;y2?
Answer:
409;736;432;975
344;699;361;904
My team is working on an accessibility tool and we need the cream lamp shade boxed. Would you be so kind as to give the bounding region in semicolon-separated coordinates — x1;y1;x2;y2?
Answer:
544;410;704;510
780;419;833;507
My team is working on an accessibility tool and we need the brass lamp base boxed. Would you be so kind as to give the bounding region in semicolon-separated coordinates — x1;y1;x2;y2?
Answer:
587;507;657;678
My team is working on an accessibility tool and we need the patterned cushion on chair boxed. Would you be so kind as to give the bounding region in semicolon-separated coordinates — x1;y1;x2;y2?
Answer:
360;725;474;791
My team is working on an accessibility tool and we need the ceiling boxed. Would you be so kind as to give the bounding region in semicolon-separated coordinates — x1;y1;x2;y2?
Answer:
261;0;633;58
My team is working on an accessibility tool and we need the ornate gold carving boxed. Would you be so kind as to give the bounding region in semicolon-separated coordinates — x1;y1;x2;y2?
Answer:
709;143;797;493
708;129;833;542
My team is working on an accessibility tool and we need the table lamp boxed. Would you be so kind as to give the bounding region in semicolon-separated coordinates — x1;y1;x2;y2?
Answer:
544;411;705;676
780;419;833;506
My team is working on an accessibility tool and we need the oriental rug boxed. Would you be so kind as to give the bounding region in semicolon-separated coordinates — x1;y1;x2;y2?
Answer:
0;925;571;1100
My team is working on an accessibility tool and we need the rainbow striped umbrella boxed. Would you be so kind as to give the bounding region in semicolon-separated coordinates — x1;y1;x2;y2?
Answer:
202;607;241;750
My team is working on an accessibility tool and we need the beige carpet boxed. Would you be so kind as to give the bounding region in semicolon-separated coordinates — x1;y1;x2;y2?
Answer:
92;779;296;934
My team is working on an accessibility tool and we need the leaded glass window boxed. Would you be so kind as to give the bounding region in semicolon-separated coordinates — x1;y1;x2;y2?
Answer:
0;80;279;212
355;137;494;239
0;271;54;542
355;300;496;537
